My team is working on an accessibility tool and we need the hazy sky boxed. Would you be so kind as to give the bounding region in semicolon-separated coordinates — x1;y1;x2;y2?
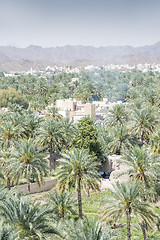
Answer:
1;0;160;47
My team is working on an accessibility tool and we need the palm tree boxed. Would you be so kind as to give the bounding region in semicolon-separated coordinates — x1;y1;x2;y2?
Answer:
29;96;45;111
108;125;133;155
132;223;160;240
143;88;159;107
60;118;76;150
38;119;64;170
0;112;25;147
23;112;43;138
108;104;128;126
64;219;118;240
0;194;60;239
47;107;62;122
121;145;160;201
0;187;8;201
0;171;5;188
102;181;156;240
7;112;25;134
9;103;23;113
0;220;17;240
47;190;77;220
130;107;158;146
119;146;160;239
0;151;12;189
0;121;19;149
6;138;49;192
56;148;101;219
96;124;112;158
150;129;160;154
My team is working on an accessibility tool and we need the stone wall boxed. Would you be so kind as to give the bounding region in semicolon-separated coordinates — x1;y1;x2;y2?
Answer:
13;178;57;194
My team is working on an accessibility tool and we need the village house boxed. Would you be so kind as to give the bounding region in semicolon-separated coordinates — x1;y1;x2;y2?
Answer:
54;98;95;123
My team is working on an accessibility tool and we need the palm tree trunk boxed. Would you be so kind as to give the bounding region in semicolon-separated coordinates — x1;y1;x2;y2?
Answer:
50;140;53;171
62;204;64;218
142;221;148;240
141;131;144;146
77;177;82;219
88;189;90;197
27;179;31;193
7;177;11;190
53;156;56;171
119;139;122;155
126;207;131;240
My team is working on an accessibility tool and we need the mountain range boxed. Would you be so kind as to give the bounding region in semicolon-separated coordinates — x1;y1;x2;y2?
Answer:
1;42;160;71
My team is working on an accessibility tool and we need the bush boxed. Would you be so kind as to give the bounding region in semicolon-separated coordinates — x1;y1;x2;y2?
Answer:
0;88;28;109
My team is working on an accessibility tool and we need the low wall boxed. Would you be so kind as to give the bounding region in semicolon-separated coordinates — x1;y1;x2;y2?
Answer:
13;178;57;194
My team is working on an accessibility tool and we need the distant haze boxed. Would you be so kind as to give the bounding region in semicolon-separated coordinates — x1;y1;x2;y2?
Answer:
1;0;160;48
1;42;160;71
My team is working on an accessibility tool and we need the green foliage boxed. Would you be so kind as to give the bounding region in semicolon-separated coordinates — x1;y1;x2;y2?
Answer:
0;220;17;240
82;190;111;215
6;138;49;192
121;145;160;202
56;148;101;218
0;121;20;149
108;104;128;126
56;148;101;192
0;69;160;238
38;119;64;170
0;88;28;109
150;129;160;154
131;106;158;145
108;125;132;155
47;190;77;220
72;117;102;159
0;193;60;239
102;181;157;240
63;218;118;240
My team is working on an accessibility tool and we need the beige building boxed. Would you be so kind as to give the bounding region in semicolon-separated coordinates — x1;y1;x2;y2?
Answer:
55;99;95;123
0;108;8;114
71;77;79;84
93;98;108;119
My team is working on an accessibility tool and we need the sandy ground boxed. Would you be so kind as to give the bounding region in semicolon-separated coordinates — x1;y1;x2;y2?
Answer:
100;179;115;190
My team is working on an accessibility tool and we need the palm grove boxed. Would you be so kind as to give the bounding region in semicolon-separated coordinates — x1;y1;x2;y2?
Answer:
0;69;160;239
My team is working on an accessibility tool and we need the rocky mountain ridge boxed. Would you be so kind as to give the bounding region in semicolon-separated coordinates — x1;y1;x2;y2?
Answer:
1;42;160;71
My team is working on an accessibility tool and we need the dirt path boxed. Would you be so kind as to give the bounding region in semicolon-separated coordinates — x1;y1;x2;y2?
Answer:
100;179;115;190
